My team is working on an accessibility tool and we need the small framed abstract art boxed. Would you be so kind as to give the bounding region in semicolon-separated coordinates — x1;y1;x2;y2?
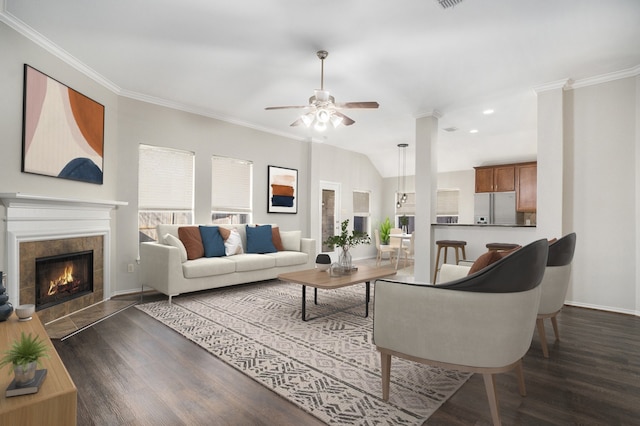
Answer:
22;64;105;184
268;165;297;214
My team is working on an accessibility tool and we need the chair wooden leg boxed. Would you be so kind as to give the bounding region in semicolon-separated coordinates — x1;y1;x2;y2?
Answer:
551;314;560;341
536;317;549;358
433;247;442;283
380;352;391;401
482;373;502;426
514;359;526;396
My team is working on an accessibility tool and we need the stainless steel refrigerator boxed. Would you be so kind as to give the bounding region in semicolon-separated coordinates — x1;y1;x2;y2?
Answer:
474;191;517;225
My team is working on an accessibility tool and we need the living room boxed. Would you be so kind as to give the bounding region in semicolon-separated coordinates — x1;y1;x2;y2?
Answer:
1;1;639;424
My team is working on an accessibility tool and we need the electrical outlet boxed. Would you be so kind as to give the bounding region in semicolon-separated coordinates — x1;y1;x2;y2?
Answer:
127;263;134;273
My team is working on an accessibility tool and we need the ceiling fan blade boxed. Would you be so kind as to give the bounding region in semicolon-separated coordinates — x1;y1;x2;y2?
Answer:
289;118;304;127
265;105;309;110
333;111;355;126
334;101;379;109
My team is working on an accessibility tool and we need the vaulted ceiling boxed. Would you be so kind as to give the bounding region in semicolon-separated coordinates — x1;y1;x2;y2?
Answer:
3;0;639;176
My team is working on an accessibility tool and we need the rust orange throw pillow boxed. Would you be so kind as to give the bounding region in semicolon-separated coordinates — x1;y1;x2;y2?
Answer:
178;226;204;260
272;227;285;251
467;246;521;275
218;227;231;241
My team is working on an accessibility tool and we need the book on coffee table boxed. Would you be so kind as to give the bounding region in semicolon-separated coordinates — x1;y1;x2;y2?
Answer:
5;369;47;397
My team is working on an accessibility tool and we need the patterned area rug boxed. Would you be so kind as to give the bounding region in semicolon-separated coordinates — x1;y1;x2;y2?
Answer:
136;280;470;425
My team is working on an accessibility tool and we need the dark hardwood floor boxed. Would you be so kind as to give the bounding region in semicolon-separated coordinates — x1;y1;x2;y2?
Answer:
53;298;640;425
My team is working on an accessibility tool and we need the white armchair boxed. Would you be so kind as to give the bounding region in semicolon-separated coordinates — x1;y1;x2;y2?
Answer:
373;239;549;426
536;232;577;358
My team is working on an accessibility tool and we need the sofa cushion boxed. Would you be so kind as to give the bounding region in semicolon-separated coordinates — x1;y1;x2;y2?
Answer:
232;253;277;272
164;233;188;263
199;226;226;257
182;257;236;278
178;226;205;260
280;230;301;251
246;225;277;254
265;251;308;267
224;228;244;256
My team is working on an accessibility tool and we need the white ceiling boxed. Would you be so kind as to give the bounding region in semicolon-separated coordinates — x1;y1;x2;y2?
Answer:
3;0;640;177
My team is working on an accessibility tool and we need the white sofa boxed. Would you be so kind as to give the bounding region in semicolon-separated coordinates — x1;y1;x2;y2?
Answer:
140;224;316;303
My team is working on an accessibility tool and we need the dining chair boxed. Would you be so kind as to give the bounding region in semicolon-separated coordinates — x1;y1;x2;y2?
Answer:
374;228;396;266
388;228;403;269
400;232;415;268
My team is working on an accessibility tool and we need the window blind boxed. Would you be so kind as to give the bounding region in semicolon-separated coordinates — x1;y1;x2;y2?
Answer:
437;189;460;215
395;192;416;215
138;144;194;210
353;191;370;214
211;156;253;212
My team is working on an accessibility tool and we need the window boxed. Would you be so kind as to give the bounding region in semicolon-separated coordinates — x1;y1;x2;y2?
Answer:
138;144;194;242
211;155;253;224
395;192;415;233
353;190;370;234
436;189;460;224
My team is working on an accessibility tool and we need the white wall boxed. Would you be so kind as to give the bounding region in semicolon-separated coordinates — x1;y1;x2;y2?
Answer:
0;22;120;285
562;76;638;314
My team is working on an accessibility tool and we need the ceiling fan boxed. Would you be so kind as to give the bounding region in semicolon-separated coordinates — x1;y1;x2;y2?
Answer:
265;50;379;131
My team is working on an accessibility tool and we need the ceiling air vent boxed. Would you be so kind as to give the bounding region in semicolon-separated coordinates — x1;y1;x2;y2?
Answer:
443;127;458;132
436;0;464;9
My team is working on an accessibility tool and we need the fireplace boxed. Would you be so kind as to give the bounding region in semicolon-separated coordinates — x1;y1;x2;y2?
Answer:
35;250;94;311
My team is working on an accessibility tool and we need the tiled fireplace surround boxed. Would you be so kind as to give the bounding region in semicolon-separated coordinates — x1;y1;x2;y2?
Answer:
1;193;122;323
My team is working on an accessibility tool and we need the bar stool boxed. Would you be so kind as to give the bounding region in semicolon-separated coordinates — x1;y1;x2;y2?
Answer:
433;240;467;283
486;243;520;252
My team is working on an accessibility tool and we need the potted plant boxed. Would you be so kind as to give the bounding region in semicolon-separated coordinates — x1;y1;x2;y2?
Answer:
0;332;49;385
323;219;370;272
399;215;409;234
379;217;391;245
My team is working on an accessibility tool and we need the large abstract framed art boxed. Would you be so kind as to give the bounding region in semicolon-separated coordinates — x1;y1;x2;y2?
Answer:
268;165;297;214
22;65;105;184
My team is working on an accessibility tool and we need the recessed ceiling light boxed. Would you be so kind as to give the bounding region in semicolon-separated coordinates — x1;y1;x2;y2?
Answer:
483;109;494;115
469;129;478;134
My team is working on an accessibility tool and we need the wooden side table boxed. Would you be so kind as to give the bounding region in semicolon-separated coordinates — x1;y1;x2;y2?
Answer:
0;313;77;426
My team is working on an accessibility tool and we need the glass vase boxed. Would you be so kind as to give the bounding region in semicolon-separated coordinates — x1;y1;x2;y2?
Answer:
338;246;352;273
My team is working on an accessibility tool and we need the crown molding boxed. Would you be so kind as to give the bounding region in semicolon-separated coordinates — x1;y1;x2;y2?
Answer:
533;78;572;93
415;110;442;119
569;65;640;89
0;8;121;93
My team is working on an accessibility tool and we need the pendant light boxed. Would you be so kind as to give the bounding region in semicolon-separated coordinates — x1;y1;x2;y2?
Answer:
396;143;408;208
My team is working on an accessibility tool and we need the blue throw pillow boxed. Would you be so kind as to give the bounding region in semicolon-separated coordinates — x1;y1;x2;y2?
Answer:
199;226;226;257
246;225;276;254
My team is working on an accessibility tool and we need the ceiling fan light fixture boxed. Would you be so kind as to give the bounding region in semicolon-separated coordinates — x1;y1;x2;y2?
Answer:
300;113;314;127
314;121;327;132
316;108;331;123
315;89;330;102
330;114;343;128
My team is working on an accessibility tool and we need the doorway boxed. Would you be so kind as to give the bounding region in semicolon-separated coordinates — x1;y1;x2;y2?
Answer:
320;181;340;253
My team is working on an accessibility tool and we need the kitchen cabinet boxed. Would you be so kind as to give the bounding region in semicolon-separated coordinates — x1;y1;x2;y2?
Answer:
516;162;537;212
474;165;515;192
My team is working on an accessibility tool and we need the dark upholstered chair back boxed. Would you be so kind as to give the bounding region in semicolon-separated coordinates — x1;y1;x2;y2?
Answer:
434;238;549;293
547;232;576;266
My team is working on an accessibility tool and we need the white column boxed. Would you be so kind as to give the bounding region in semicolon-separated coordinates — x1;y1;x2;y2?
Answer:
414;114;439;282
535;82;567;239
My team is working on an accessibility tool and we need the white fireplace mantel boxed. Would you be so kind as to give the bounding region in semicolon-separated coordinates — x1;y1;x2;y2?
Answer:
1;193;127;307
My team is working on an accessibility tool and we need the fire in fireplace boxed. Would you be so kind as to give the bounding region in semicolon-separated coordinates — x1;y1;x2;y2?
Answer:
35;250;94;311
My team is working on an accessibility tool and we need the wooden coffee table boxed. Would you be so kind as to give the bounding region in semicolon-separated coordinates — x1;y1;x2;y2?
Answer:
278;265;396;321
